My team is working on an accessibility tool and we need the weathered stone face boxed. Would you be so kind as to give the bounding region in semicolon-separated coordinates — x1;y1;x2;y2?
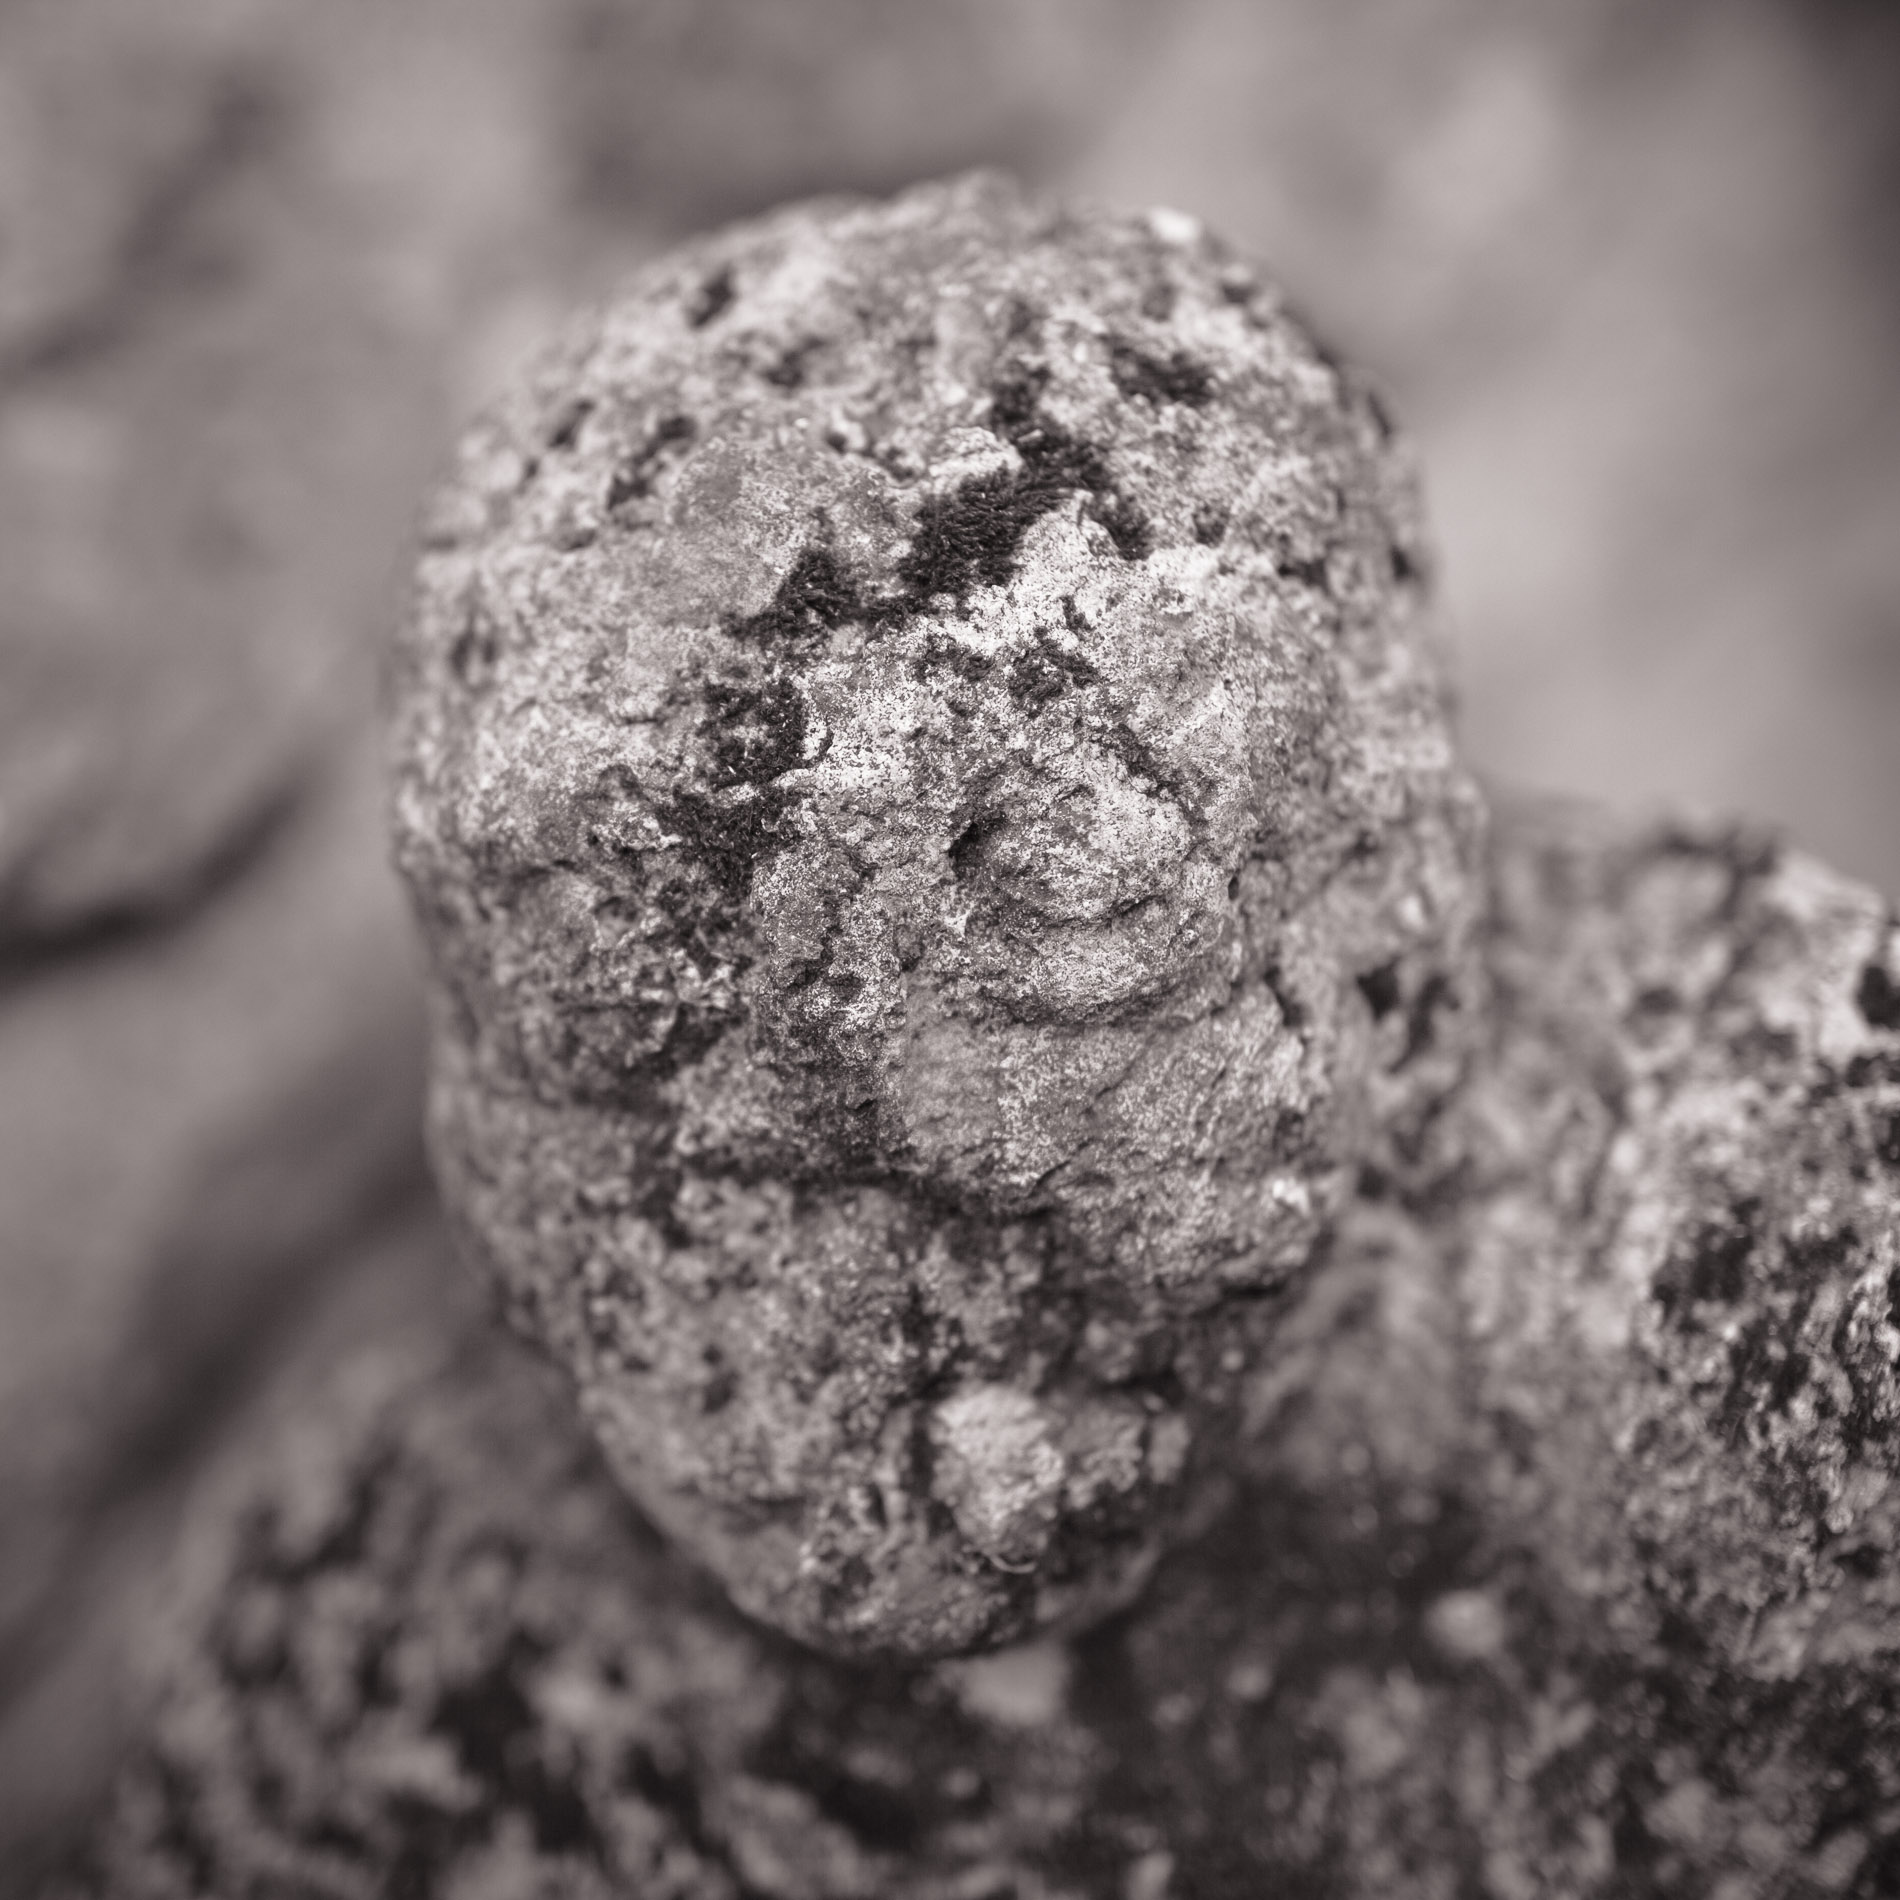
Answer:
390;173;1485;1657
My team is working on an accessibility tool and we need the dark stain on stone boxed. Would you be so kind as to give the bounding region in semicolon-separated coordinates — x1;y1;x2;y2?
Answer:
1357;961;1402;1023
918;626;995;684
660;650;820;900
1399;973;1452;1068
1857;961;1900;1030
546;398;593;452
898;462;1051;600
1100;721;1178;808
894;370;1153;601
655;783;801;903
450;600;502;689
700;1346;736;1415
1847;1050;1900;1088
763;338;822;390
1108;339;1212;407
1277;554;1329;590
1007;628;1100;712
431;1635;603;1860
687;264;736;329
705;674;808;789
1193;503;1230;546
950;806;1010;882
658;368;1154;914
607;413;696;509
727;544;865;645
1654;1200;1759;1322
1090;489;1153;562
744;1659;996;1864
1718;1303;1816;1446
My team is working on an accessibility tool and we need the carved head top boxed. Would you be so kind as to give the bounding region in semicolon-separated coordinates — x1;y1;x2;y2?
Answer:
391;173;1485;1657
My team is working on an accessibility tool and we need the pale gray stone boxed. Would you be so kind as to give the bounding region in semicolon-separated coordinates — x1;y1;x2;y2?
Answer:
55;800;1900;1894
391;172;1485;1658
51;175;1900;1899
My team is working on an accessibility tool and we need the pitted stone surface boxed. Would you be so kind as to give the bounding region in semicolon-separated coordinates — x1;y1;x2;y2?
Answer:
390;173;1485;1656
50;811;1900;1900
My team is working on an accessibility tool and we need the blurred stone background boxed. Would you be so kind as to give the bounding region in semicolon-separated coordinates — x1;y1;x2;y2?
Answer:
0;0;1894;1882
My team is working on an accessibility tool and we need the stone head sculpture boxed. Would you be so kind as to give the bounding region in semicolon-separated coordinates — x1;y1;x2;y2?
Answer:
390;173;1486;1657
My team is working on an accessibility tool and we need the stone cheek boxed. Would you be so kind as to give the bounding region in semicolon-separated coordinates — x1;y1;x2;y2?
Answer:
391;173;1485;1656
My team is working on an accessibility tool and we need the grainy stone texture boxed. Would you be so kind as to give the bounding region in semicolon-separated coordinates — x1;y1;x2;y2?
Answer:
51;802;1900;1898
0;10;1159;1869
52;174;1900;1897
390;172;1486;1658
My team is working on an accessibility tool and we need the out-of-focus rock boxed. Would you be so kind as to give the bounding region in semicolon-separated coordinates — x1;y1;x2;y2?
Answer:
391;173;1484;1658
0;1206;459;1898
50;805;1900;1897
0;0;563;1687
0;0;563;950
0;0;330;949
0;740;425;1663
